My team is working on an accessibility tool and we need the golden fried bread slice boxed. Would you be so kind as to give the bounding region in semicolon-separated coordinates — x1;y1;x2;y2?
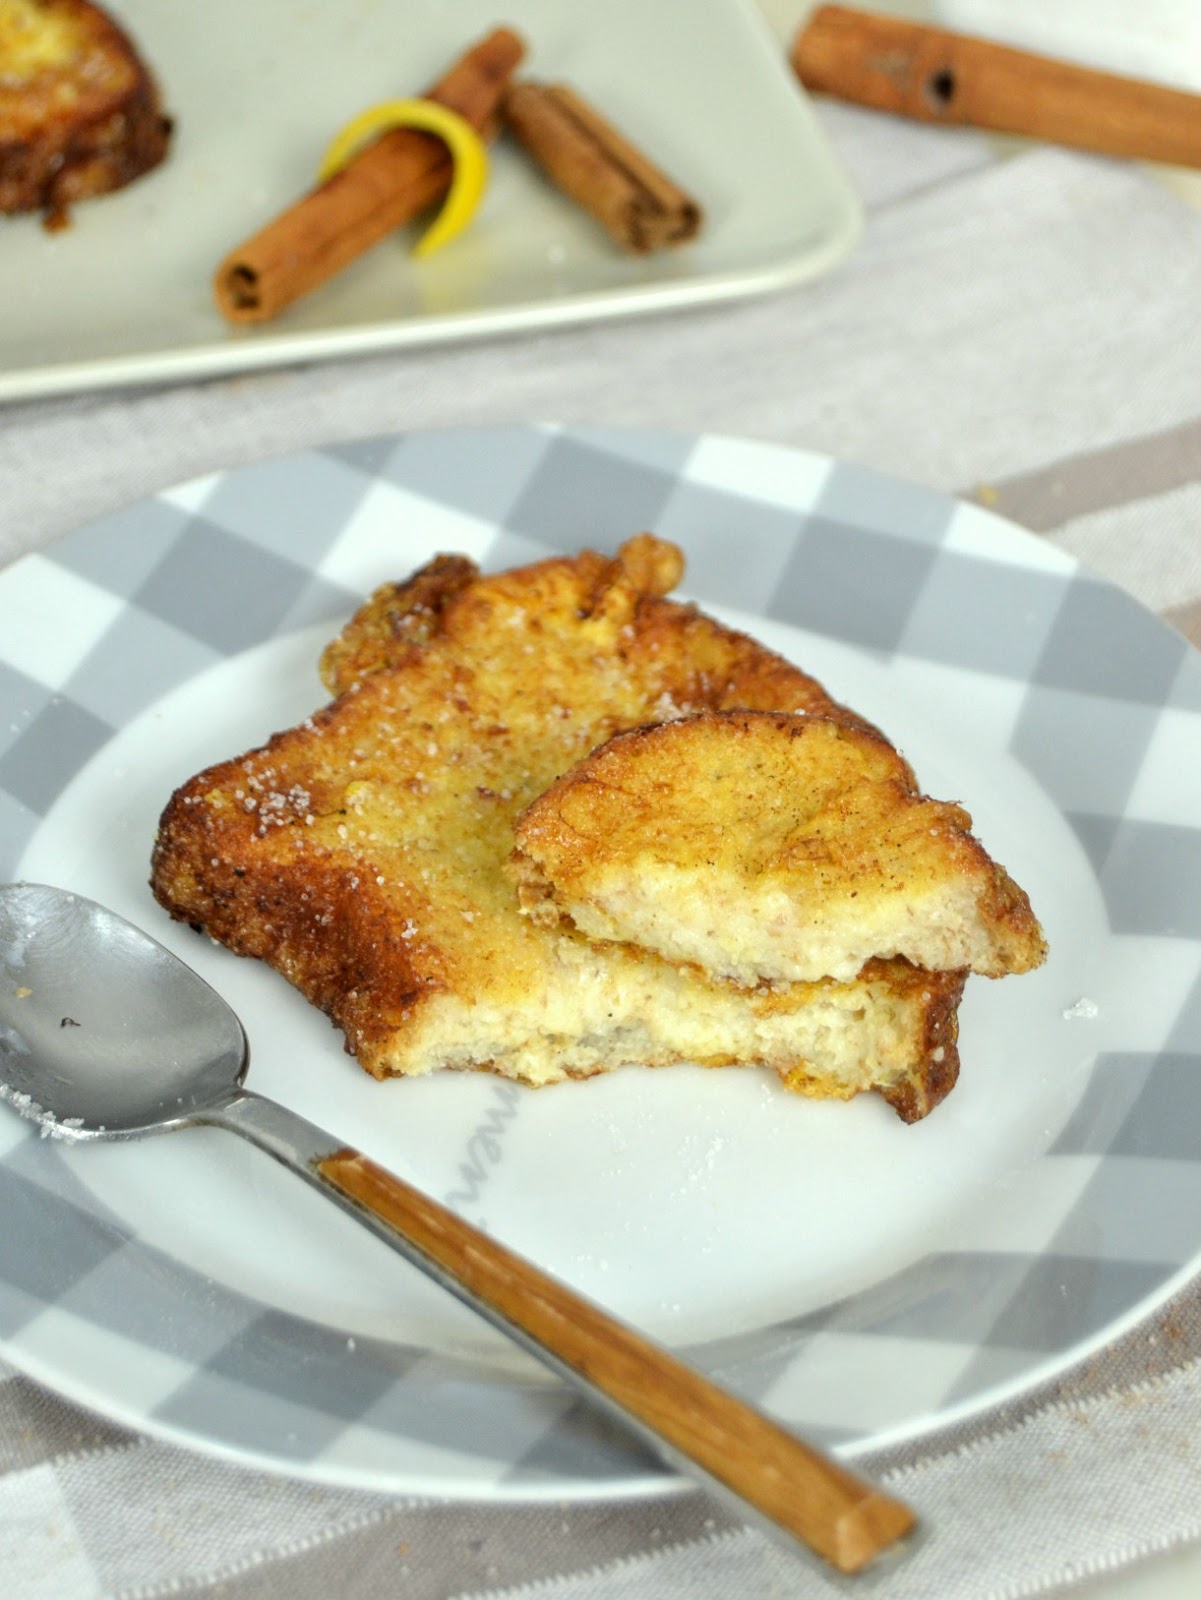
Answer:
510;710;1047;986
0;0;171;222
315;532;862;729
151;535;964;1121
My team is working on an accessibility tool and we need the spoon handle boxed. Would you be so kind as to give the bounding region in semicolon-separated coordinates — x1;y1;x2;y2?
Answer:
209;1089;915;1576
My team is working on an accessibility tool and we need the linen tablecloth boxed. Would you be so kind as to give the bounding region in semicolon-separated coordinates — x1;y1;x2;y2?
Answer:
2;53;1201;1600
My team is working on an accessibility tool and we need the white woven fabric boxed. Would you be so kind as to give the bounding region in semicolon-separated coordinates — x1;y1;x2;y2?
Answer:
458;1362;1201;1600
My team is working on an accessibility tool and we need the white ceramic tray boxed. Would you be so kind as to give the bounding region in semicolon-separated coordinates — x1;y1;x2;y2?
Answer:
0;1;861;403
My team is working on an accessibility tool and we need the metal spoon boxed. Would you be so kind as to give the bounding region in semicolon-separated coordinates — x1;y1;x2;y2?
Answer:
0;881;915;1577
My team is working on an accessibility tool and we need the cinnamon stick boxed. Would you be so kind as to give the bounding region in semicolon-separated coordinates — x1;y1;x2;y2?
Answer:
214;27;526;325
502;81;701;253
792;5;1201;168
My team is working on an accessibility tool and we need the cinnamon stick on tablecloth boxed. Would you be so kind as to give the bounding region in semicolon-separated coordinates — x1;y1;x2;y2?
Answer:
502;81;701;253
214;27;526;325
791;5;1201;167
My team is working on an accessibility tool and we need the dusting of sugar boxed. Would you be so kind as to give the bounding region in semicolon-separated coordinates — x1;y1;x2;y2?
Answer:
652;691;686;721
1063;996;1099;1020
0;1081;87;1140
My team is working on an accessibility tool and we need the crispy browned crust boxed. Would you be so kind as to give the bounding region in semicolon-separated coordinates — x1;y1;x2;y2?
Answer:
509;709;1047;980
151;536;968;1119
317;537;681;697
317;553;480;692
317;532;871;729
0;0;171;221
781;962;966;1122
871;962;965;1122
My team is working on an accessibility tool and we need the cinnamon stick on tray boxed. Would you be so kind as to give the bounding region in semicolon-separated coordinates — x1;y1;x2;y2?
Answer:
502;81;701;253
214;27;525;325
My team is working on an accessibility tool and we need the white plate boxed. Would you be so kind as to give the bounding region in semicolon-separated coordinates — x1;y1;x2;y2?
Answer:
1;426;1200;1499
0;1;860;403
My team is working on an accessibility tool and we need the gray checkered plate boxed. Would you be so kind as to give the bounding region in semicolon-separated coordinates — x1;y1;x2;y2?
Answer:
2;427;1200;1500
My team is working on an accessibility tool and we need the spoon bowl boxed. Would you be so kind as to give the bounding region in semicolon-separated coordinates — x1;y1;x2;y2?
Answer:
0;883;246;1136
0;880;917;1578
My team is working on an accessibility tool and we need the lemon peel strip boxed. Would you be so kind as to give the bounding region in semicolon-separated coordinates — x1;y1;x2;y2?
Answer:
317;98;488;258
